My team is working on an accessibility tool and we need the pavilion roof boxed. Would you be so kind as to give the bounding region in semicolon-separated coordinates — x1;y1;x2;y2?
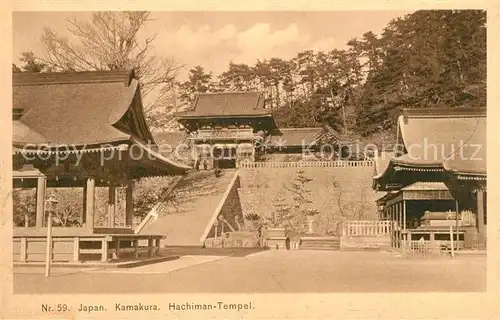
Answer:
12;70;190;176
443;116;486;175
175;91;271;118
13;70;151;146
401;181;449;191
267;127;324;147
376;182;453;205
373;108;486;190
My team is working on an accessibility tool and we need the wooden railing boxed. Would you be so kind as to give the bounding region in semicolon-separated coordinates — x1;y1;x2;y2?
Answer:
343;220;393;236
402;240;443;258
237;160;374;169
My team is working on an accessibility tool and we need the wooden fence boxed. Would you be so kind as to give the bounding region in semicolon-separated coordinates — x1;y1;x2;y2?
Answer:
342;220;393;236
468;234;487;250
401;240;443;258
237;160;374;169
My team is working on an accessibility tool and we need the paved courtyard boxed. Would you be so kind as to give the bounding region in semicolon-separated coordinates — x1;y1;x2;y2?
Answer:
13;250;486;294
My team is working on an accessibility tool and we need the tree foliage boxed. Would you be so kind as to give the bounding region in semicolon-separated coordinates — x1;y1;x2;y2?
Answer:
172;10;486;138
31;12;183;128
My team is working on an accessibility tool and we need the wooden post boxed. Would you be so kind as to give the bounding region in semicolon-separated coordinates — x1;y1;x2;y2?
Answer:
148;237;154;257
449;225;455;258
125;180;134;227
108;184;116;228
73;237;80;261
155;238;161;255
82;182;87;225
36;176;46;227
477;190;485;237
101;239;108;262
430;232;436;251
455;199;460;251
403;200;407;231
85;178;95;230
45;210;53;277
134;240;139;258
115;238;120;259
20;237;27;262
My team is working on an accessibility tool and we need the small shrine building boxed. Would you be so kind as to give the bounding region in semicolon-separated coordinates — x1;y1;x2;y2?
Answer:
373;108;486;249
174;92;279;169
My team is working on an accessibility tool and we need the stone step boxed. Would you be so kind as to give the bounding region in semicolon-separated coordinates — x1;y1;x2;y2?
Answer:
300;246;340;251
300;238;341;251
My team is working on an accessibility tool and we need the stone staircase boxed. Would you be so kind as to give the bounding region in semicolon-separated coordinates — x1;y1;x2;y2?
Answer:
138;170;239;247
300;236;341;251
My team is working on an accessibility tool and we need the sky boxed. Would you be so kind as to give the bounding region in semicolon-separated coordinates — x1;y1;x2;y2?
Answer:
13;11;413;80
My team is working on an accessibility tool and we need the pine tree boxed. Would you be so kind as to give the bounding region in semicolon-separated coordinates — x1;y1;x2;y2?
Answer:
270;194;293;229
284;170;320;233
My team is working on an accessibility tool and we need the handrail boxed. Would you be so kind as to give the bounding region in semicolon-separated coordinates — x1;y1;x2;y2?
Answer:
237;160;374;168
134;175;184;234
342;220;393;236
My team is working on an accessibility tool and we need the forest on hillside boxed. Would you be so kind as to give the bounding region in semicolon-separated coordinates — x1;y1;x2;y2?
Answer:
13;10;486;139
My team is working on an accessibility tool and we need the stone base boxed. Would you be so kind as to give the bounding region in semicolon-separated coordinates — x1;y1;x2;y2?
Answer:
300;236;340;251
340;235;391;250
204;235;260;248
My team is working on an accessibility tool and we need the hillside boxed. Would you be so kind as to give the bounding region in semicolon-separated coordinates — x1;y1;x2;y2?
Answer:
238;165;378;235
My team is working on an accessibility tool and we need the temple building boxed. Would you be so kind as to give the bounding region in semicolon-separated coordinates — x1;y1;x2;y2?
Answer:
12;70;190;263
174;92;279;169
373;108;486;249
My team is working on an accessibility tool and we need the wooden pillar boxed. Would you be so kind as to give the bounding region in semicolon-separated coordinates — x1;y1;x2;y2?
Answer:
125;180;134;227
85;178;95;230
399;202;403;247
108;184;116;228
73;237;80;261
477;190;486;236
148;237;154;257
155;238;161;255
403;200;407;231
134;240;139;258
101;239;108;262
82;182;87;225
115;238;120;259
35;176;46;227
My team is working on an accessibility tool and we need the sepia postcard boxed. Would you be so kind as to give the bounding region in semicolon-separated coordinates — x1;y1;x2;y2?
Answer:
1;1;498;319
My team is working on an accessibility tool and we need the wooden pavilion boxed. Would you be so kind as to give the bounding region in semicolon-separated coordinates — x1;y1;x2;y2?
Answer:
175;92;279;168
373;108;486;249
12;70;190;263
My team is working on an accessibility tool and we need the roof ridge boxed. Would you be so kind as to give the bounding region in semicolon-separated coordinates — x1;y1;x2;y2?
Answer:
279;127;323;130
197;91;264;95
13;69;135;87
401;107;486;118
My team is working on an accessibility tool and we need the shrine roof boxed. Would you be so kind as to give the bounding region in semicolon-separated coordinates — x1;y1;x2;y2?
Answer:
13;70;146;146
401;181;449;191
175;91;271;118
12;70;190;175
268;127;324;147
373;108;486;190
